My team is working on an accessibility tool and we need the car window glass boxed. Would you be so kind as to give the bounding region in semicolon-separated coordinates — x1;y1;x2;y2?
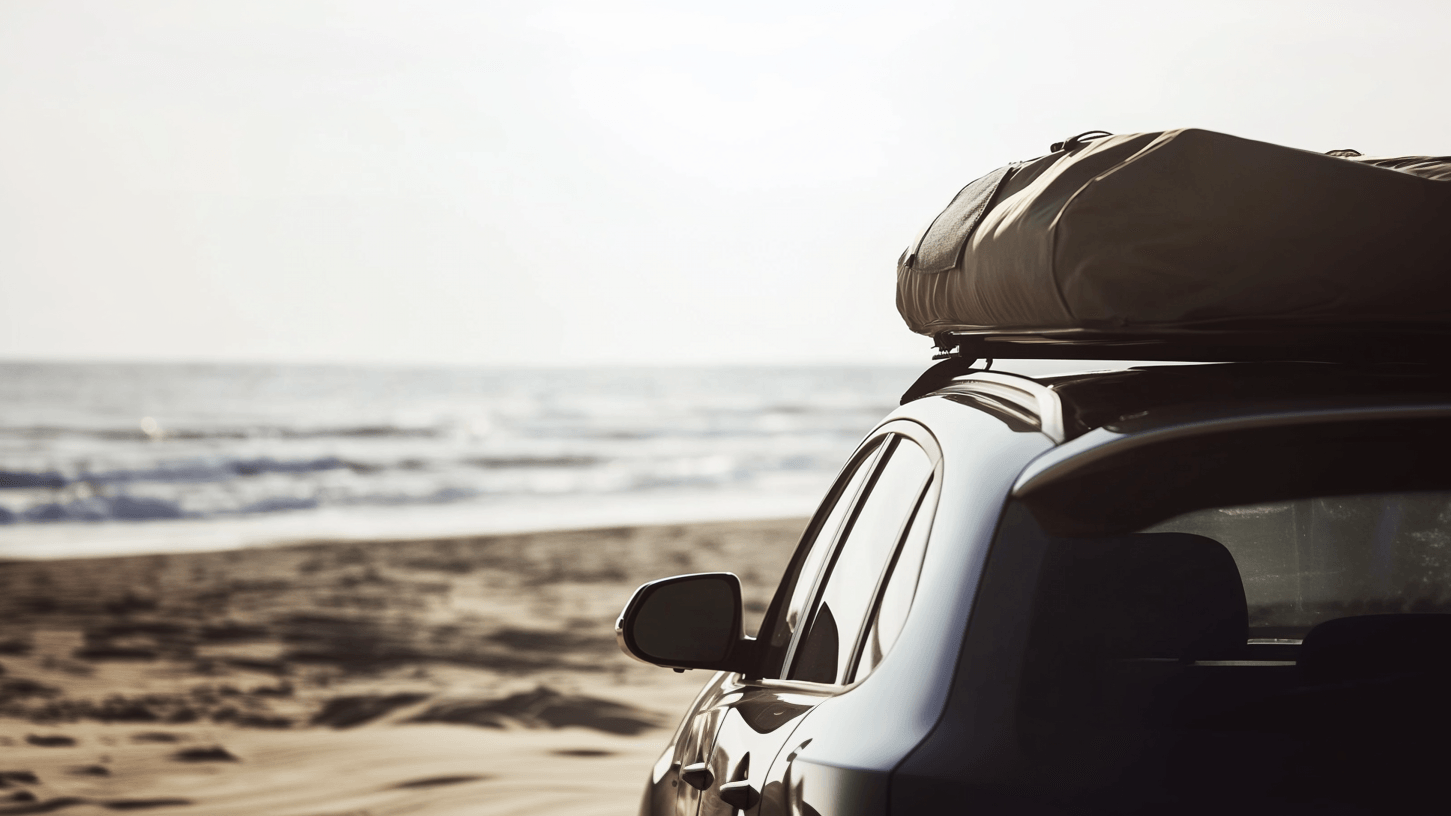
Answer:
764;439;884;672
790;438;932;684
853;476;936;681
1147;491;1451;635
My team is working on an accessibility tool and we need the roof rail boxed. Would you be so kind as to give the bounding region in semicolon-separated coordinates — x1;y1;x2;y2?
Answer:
900;361;1066;443
932;326;1451;364
934;372;1065;443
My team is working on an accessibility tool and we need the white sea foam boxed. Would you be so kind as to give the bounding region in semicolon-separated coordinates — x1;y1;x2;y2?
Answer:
0;362;920;558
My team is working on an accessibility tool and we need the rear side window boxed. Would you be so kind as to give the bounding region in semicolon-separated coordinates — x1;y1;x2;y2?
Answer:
790;437;933;684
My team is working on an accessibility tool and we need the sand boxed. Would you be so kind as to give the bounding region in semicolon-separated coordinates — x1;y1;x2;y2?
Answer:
0;518;806;815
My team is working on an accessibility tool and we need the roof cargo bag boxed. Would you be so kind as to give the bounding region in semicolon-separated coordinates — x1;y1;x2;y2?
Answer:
896;129;1451;341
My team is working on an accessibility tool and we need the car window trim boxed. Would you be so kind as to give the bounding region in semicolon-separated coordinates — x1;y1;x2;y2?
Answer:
753;435;888;678
735;436;944;694
782;427;943;686
743;675;854;694
756;419;944;688
781;435;904;679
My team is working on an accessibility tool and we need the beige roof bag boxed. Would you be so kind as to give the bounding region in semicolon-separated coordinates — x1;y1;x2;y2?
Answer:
896;129;1451;339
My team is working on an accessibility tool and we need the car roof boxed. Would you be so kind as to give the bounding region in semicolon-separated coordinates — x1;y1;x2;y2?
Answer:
927;361;1451;444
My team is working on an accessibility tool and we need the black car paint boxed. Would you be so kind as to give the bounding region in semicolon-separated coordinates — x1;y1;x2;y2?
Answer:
635;400;1052;815
629;363;1451;815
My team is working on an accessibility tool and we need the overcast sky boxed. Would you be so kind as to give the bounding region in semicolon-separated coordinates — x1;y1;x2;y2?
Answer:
3;0;1448;366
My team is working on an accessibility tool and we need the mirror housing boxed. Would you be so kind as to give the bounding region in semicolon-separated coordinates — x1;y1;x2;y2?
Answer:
616;572;758;673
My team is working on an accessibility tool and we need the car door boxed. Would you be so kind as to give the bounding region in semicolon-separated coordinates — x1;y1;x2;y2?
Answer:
692;423;940;816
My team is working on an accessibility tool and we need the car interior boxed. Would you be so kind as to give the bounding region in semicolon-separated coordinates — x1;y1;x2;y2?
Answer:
1014;490;1451;810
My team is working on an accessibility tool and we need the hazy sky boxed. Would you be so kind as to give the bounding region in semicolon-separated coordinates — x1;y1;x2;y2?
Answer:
3;0;1448;366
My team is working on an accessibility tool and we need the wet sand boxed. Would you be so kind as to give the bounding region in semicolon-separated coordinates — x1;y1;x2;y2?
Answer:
0;518;805;815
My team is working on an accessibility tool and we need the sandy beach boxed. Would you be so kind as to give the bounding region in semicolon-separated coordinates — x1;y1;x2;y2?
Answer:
0;518;806;815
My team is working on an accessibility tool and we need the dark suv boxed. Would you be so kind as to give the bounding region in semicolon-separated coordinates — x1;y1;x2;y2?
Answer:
617;358;1451;815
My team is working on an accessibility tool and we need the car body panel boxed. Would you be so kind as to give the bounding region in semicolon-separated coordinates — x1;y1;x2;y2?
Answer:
637;394;1054;815
683;416;952;816
753;397;1053;816
695;682;828;816
634;361;1451;815
642;670;730;816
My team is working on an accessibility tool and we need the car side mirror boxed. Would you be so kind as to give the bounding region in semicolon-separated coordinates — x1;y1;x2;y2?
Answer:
616;572;757;673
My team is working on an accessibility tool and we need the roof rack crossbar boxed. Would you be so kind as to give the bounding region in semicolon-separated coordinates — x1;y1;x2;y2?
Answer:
930;327;1451;364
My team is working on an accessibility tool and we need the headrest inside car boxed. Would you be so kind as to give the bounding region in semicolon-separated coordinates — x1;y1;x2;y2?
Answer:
1299;613;1451;685
1028;533;1248;661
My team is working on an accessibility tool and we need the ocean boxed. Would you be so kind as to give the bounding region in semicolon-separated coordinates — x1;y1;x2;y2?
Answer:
0;362;921;559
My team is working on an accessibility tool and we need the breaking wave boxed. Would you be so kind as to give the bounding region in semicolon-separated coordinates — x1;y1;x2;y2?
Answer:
0;362;919;540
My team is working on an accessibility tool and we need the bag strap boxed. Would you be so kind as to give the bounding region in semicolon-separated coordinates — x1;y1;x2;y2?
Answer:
1050;130;1113;153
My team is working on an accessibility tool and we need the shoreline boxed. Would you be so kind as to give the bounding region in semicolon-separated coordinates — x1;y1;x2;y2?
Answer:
0;494;824;561
0;517;807;815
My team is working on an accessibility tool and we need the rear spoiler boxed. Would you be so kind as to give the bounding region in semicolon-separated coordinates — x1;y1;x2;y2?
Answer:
1012;404;1451;536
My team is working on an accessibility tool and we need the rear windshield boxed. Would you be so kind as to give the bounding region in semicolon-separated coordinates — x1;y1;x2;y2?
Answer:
1147;491;1451;637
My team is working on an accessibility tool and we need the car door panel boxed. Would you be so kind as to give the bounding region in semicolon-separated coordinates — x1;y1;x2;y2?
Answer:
640;671;731;816
695;682;828;816
777;746;889;816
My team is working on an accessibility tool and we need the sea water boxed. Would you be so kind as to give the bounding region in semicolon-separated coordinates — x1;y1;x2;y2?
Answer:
0;362;919;558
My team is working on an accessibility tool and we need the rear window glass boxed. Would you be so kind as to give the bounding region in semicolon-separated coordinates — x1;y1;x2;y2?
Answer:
1148;491;1451;636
